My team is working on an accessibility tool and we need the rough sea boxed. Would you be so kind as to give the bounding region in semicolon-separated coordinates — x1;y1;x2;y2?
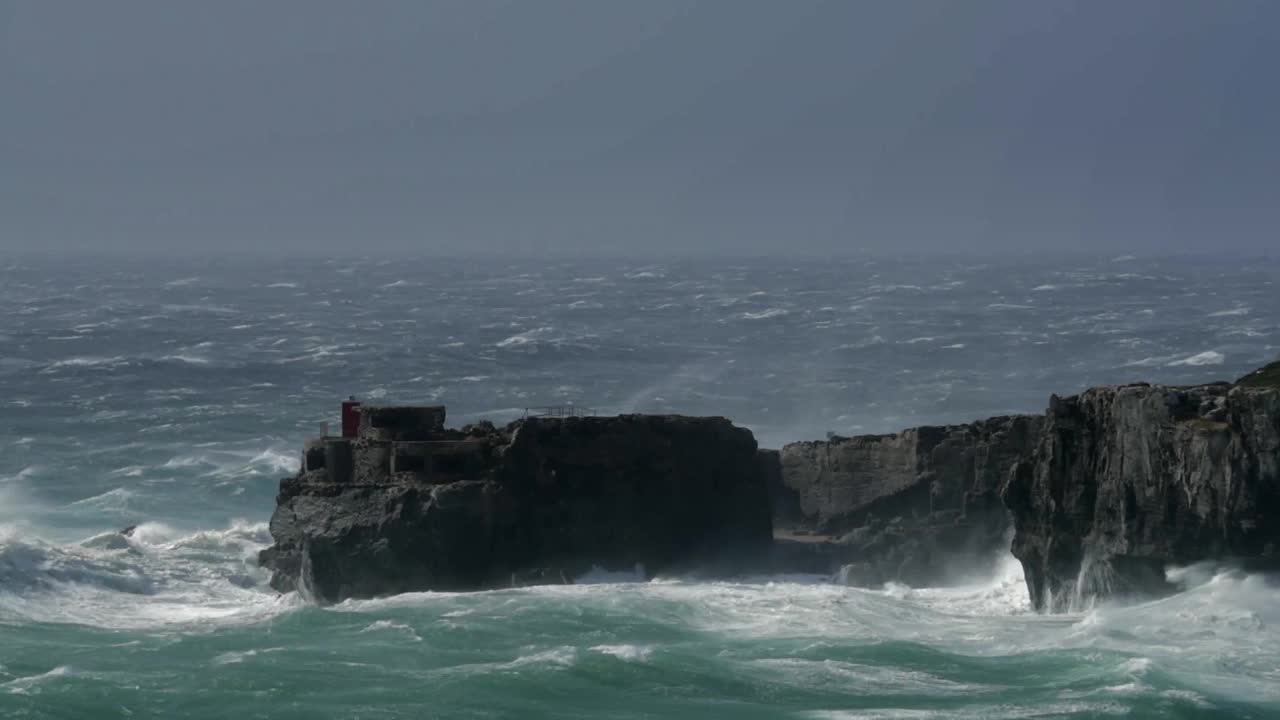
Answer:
2;254;1278;719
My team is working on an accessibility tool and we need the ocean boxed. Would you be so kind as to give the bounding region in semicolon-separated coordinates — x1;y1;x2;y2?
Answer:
2;254;1278;718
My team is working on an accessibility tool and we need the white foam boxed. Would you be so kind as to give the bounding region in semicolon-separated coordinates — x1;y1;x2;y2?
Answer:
360;619;423;642
0;521;289;630
1208;307;1250;317
591;644;653;662
741;308;789;320
158;353;212;365
496;327;557;348
3;665;72;695
66;487;134;512
42;355;129;372
503;646;578;668
212;647;284;664
1169;350;1224;367
575;564;646;584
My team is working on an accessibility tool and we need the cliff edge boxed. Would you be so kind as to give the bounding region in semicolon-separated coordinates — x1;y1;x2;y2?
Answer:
771;416;1041;586
1003;376;1280;611
259;408;772;602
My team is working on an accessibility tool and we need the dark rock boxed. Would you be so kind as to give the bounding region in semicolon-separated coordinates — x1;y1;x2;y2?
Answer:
775;415;1042;586
758;449;804;528
260;413;773;602
1004;381;1280;611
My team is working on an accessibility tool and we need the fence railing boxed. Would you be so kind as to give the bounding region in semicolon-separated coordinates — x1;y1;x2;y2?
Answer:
523;405;597;418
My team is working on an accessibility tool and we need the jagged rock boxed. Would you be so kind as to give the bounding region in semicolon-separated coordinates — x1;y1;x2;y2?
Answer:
775;416;1042;586
260;413;772;602
1004;380;1280;611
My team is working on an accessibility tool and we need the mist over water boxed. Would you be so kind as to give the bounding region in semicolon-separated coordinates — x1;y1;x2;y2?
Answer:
2;255;1279;718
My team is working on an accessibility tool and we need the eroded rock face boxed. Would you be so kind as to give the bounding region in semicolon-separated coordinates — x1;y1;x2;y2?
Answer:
1003;382;1280;611
775;416;1042;586
259;414;772;602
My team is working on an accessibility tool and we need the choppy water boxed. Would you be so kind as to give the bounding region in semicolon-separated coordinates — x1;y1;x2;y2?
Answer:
2;254;1278;718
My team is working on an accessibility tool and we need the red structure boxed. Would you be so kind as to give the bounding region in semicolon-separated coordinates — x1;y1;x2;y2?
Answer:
341;398;362;438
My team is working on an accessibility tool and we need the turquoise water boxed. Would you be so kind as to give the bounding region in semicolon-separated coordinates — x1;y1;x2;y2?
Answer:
3;255;1279;718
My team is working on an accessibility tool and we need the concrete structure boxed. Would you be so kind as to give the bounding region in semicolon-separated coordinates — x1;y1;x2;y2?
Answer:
301;403;488;486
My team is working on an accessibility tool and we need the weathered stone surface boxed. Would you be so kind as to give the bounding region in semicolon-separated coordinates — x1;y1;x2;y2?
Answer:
1003;381;1280;611
776;416;1042;586
260;414;773;602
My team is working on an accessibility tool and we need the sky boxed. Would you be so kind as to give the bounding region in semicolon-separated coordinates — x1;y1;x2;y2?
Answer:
2;0;1278;256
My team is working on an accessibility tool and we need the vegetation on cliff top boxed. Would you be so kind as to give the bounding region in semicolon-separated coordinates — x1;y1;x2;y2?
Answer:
1237;360;1280;388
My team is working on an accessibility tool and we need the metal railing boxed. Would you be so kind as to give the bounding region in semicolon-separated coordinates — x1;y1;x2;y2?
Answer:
523;405;597;418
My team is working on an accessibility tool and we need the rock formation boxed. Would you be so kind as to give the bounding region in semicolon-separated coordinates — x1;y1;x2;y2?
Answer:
1003;378;1280;611
259;407;772;602
772;416;1042;586
260;359;1280;610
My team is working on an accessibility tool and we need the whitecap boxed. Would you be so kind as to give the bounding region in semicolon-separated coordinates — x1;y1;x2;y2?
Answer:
1207;307;1250;317
158;354;211;365
503;646;578;669
66;487;134;512
42;356;129;372
3;665;72;695
1123;355;1174;368
360;619;423;642
741;308;789;320
837;336;886;350
590;644;653;662
496;327;556;348
1169;351;1225;367
239;448;300;477
213;648;277;665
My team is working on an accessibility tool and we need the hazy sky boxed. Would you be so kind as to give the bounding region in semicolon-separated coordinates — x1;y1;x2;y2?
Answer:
3;0;1277;256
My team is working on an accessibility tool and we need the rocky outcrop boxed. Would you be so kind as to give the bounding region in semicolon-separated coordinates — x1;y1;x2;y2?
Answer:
775;416;1042;586
261;361;1280;610
1004;380;1280;611
260;411;772;602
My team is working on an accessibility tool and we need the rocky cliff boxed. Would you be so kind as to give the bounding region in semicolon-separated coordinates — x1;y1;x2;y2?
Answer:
773;416;1042;586
261;361;1280;609
1004;378;1280;611
259;412;772;602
